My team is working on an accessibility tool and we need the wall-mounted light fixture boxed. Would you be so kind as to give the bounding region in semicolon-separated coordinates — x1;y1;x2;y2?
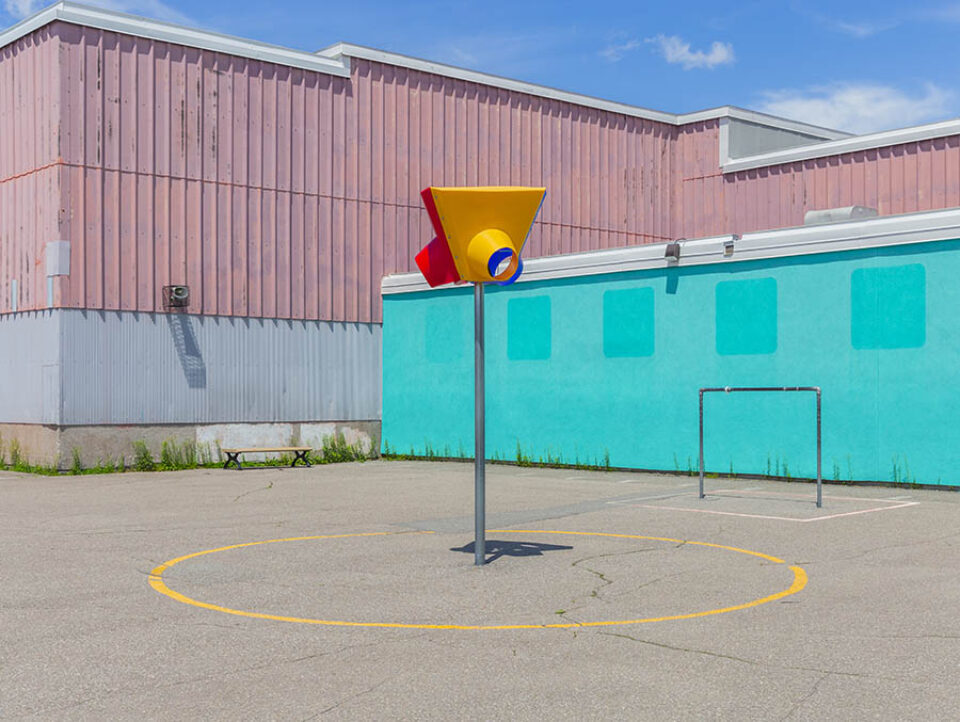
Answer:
723;233;740;257
163;285;191;309
665;241;681;262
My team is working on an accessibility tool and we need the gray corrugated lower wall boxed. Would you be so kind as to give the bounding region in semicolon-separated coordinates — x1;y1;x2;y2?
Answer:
58;310;381;425
0;311;62;424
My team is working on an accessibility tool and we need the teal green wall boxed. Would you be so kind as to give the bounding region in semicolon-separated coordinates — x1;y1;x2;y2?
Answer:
382;240;960;486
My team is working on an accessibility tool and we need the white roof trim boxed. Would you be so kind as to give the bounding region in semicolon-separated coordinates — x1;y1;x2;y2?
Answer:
381;207;960;294
1;4;846;139
318;43;850;139
0;1;350;77
723;117;960;173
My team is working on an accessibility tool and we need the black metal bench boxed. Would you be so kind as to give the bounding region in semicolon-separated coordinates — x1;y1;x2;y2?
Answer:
221;446;312;470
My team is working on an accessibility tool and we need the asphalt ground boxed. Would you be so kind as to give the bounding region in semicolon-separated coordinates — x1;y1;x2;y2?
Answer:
2;460;959;720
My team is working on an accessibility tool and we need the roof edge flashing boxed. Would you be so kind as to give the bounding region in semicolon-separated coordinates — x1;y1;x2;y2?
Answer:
0;4;848;148
382;207;960;294
318;42;848;139
723;116;960;173
1;1;351;77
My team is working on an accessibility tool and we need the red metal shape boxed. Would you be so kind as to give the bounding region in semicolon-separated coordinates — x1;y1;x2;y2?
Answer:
414;236;461;287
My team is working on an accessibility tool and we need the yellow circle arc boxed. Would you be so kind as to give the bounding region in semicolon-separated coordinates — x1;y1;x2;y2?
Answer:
148;529;807;631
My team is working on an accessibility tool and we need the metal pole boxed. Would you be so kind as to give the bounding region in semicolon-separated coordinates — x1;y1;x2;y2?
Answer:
474;282;486;566
698;389;705;499
816;387;822;508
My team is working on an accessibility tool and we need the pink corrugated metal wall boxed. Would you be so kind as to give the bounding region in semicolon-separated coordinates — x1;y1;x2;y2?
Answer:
676;121;960;239
50;23;677;323
0;26;61;313
6;22;960;322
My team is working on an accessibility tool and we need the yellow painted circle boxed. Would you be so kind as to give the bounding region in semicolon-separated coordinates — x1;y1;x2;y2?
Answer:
148;529;807;630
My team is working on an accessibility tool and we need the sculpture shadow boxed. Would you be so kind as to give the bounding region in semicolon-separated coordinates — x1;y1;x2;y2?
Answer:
450;539;573;564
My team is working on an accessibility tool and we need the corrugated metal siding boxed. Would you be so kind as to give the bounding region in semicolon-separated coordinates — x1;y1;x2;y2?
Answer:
0;312;61;423
59;309;380;425
52;23;678;323
678;122;960;239
13;22;960;324
0;26;61;314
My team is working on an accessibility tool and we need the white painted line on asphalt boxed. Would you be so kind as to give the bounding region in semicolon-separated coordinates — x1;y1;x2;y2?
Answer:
710;489;915;505
632;500;920;523
801;501;921;521
605;491;694;506
616;478;695;485
635;504;817;522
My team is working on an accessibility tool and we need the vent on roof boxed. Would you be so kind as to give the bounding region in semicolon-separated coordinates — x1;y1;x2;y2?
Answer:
803;206;878;226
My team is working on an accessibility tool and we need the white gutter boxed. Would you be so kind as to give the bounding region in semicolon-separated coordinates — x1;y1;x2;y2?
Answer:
318;42;850;140
382;207;960;294
1;4;848;144
723;117;960;173
0;1;351;77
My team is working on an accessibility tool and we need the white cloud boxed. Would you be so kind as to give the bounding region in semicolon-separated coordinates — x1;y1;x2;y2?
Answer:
790;5;898;38
3;0;40;18
600;39;642;62
647;34;734;70
919;4;960;22
756;83;955;134
4;0;191;25
829;19;890;37
431;27;578;77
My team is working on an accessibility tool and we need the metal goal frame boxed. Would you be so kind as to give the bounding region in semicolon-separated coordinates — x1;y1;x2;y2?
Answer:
699;386;822;508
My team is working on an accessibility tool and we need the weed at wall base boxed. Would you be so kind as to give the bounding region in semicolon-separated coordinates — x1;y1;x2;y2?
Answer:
71;447;83;476
315;432;371;464
132;441;156;472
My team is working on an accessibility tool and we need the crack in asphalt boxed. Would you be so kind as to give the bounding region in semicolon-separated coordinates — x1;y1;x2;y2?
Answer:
234;480;275;503
14;633;427;719
801;530;960;564
779;673;828;721
594;629;933;685
310;675;397;718
597;630;760;666
561;547;658;613
563;544;729;617
304;633;431;719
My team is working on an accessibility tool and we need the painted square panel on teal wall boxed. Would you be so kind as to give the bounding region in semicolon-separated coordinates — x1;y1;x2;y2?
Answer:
851;264;926;349
603;287;654;357
715;277;778;355
424;304;467;363
507;296;551;360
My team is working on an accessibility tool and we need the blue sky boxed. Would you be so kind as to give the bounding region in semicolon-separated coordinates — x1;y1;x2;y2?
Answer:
4;0;960;134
